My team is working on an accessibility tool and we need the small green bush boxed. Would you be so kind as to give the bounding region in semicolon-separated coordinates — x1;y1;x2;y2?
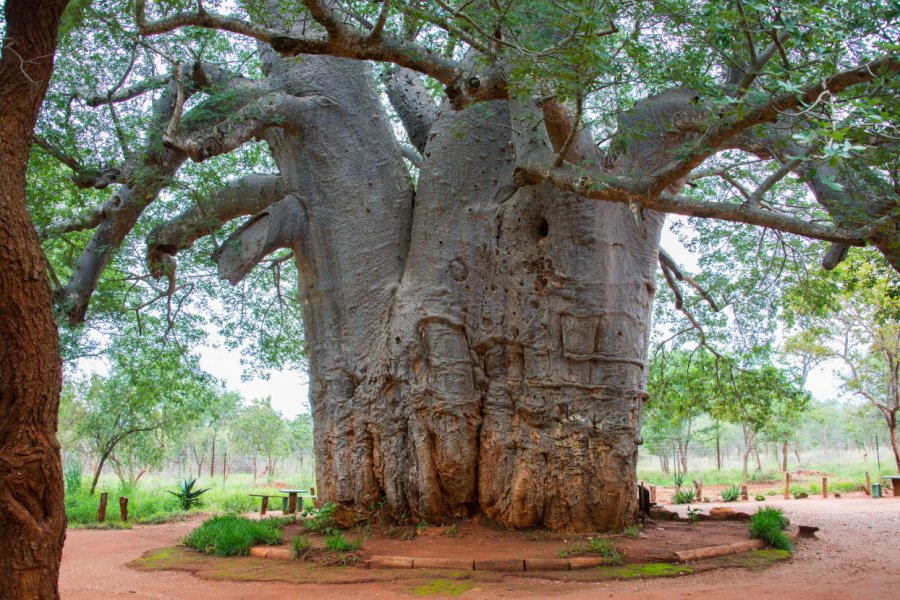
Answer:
292;535;313;559
64;461;83;493
672;489;695;504
721;484;741;502
623;524;642;539
748;507;793;553
323;532;363;553
754;494;766;501
168;477;210;510
183;515;284;556
303;502;338;535
559;537;622;564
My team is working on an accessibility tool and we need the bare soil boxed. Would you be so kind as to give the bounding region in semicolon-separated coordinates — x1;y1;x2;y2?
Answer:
61;496;900;599
282;517;750;564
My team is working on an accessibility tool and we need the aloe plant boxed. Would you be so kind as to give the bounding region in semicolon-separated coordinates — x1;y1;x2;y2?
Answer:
168;477;210;510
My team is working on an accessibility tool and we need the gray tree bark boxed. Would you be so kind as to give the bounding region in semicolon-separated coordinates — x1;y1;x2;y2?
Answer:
179;41;666;529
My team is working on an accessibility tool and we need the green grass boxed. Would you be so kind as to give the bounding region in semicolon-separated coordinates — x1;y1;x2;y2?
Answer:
323;532;363;553
292;534;313;559
608;563;693;578
64;474;314;526
623;524;642;539
412;579;475;596
748;507;793;553
182;515;285;556
672;489;695;504
559;537;623;564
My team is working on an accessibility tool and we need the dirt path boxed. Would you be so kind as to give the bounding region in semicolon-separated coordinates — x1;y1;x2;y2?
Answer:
61;498;900;599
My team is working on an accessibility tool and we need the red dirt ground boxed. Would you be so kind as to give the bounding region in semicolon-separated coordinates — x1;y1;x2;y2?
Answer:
279;518;751;563
61;496;900;599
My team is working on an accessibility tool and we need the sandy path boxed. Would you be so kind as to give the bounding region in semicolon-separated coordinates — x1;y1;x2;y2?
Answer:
61;497;900;599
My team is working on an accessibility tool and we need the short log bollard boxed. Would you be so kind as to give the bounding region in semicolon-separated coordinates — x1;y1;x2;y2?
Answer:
119;496;129;522
649;485;656;503
97;492;108;523
694;480;703;501
865;471;872;496
784;473;791;500
822;477;828;499
740;484;748;501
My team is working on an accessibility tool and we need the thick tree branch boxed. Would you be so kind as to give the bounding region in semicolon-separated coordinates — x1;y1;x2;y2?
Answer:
33;135;128;189
135;0;506;108
510;97;880;246
163;92;334;162
146;174;286;279
384;66;439;153
646;55;900;196
213;194;309;285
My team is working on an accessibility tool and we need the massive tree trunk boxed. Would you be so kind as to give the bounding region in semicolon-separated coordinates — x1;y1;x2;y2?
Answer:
202;44;663;529
0;1;69;598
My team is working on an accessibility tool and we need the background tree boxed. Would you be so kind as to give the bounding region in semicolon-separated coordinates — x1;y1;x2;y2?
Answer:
786;251;900;470
709;357;810;481
65;340;218;494
231;397;289;481
21;0;900;533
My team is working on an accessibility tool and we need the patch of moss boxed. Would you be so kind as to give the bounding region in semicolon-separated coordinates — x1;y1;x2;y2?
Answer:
132;547;200;570
607;563;693;579
412;578;475;596
733;548;791;572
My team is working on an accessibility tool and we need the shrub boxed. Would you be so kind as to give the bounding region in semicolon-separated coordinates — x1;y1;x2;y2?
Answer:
755;494;766;501
64;460;83;494
672;489;695;504
303;502;338;535
721;484;741;502
292;535;313;559
686;507;701;523
168;477;210;510
183;515;284;556
672;473;686;489
559;537;623;564
623;524;642;539
748;507;793;552
323;532;363;553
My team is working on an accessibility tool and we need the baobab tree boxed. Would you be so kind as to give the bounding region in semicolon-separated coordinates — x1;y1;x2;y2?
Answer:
25;0;900;542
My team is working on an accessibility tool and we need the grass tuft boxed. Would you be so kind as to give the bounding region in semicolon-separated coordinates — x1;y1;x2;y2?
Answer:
182;515;284;557
559;537;623;564
748;507;793;553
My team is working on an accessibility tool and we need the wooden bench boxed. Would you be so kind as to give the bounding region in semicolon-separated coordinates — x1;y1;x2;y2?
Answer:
882;476;900;496
249;494;284;516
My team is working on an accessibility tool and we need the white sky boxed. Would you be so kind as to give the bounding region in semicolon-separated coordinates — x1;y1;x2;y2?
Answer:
193;217;843;419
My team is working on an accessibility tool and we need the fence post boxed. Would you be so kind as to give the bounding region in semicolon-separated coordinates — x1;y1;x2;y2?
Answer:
97;492;108;523
119;496;128;522
821;477;828;499
865;471;872;496
784;473;791;500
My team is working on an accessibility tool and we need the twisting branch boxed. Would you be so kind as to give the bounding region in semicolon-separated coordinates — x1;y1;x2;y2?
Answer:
744;156;803;208
658;248;724;358
33;135;129;189
134;0;507;108
163;93;335;162
509;97;882;246
646;55;900;196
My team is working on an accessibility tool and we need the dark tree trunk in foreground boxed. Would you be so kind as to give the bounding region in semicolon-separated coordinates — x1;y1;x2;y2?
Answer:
0;1;69;598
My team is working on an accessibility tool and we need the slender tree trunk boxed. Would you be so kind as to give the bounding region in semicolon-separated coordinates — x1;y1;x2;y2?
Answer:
753;448;762;471
210;434;216;478
887;411;900;472
0;4;69;597
782;441;788;472
89;450;113;496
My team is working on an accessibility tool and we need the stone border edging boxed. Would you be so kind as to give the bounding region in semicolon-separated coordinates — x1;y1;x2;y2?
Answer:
247;527;804;571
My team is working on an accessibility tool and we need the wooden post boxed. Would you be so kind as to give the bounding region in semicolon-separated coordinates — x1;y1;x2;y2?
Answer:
288;493;297;515
649;485;656;503
784;473;791;499
96;492;108;523
260;496;269;516
693;480;703;501
740;484;748;501
821;477;828;499
119;496;128;522
865;472;872;496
